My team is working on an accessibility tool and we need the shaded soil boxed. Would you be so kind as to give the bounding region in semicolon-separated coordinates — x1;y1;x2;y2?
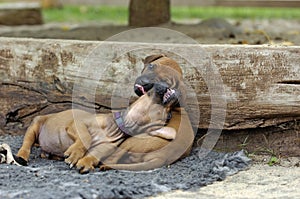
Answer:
0;135;250;199
0;19;299;45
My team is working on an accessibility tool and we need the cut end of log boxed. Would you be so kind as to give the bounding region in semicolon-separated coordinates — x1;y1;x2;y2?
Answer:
0;2;43;25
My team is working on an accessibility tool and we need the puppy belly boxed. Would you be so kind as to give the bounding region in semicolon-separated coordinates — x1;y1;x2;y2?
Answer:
39;127;73;157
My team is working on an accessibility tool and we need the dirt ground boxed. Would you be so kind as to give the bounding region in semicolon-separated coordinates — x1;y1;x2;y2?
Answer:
151;164;300;199
0;18;300;45
0;18;300;198
0;135;252;199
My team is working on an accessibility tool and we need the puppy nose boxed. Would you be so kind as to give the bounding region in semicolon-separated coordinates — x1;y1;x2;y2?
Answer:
154;82;168;96
134;76;155;96
134;77;152;96
136;76;150;85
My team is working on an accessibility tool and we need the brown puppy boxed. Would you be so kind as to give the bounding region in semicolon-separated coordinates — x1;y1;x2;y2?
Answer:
101;54;195;171
16;82;179;173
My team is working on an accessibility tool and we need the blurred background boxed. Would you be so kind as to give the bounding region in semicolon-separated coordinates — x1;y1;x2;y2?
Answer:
0;0;299;45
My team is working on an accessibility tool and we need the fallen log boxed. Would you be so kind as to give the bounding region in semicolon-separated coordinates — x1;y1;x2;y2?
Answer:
0;2;43;25
0;38;299;135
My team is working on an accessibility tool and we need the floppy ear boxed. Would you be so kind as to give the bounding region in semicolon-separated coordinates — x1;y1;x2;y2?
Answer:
149;127;176;140
143;54;165;64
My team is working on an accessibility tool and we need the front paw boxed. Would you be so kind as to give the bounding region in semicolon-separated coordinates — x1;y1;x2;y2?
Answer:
99;164;112;171
16;149;30;165
13;155;28;166
64;147;85;168
76;156;98;174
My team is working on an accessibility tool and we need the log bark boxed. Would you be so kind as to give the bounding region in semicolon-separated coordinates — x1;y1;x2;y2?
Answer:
0;38;299;135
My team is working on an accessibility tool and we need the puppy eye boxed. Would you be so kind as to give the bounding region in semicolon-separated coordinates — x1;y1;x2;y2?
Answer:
148;64;155;70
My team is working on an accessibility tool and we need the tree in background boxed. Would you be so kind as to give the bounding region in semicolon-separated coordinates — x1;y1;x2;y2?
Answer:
41;0;62;9
129;0;170;27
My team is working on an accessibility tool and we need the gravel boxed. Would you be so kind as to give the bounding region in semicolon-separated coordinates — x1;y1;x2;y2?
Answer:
0;135;250;199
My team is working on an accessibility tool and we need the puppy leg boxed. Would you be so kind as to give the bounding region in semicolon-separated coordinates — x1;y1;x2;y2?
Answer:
76;143;118;174
101;148;128;165
64;121;92;167
148;127;176;140
16;115;48;165
40;151;64;161
100;158;165;171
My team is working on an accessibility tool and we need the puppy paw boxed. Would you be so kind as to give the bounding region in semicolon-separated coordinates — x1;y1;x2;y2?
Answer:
76;156;98;174
16;149;30;164
99;164;112;171
13;155;28;166
64;147;85;168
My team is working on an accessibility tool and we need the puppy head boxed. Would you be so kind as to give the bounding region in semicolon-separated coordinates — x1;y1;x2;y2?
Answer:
124;83;177;136
143;54;183;76
134;54;185;106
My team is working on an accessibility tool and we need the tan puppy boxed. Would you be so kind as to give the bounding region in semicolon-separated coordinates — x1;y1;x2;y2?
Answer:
15;82;179;173
101;54;195;171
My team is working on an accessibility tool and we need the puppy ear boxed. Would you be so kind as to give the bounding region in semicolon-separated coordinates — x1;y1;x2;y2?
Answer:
149;127;176;140
143;54;165;64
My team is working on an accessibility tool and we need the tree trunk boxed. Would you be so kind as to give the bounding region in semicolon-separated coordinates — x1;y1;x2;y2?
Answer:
41;0;63;9
129;0;170;27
